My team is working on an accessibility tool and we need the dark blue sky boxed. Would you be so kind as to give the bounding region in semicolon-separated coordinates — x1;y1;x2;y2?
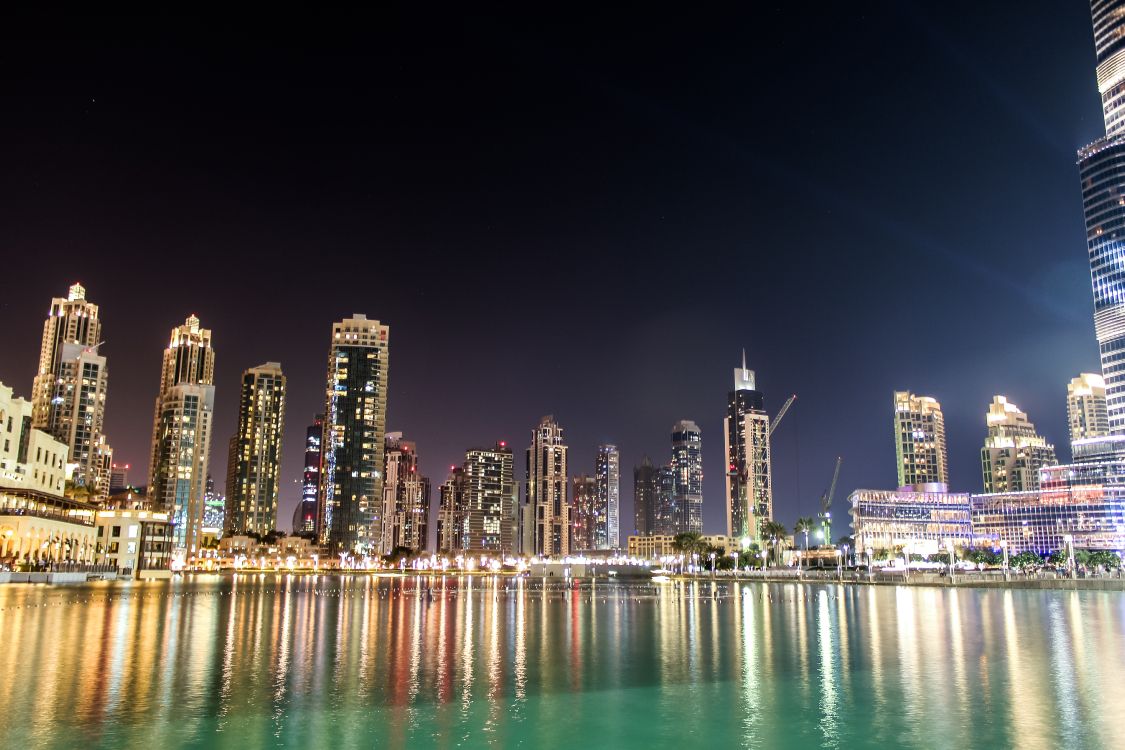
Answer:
0;3;1107;537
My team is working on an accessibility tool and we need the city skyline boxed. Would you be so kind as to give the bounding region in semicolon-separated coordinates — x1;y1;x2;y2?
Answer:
0;4;1109;537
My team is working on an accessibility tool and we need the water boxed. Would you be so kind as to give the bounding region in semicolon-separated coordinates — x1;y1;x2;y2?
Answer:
0;575;1122;749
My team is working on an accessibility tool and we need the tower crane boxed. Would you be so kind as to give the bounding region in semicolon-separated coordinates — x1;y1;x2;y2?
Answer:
769;394;797;437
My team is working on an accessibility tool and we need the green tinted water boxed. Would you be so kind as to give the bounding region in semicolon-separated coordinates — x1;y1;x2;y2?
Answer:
0;575;1120;748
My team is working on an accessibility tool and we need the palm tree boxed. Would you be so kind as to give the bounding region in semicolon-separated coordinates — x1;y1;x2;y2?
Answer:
760;521;788;567
794;517;815;550
672;532;703;555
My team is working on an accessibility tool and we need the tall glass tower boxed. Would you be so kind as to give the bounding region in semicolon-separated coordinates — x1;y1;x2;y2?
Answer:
1080;1;1125;432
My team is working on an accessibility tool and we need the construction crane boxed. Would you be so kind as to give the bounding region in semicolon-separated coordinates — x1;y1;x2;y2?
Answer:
818;456;842;546
769;394;797;437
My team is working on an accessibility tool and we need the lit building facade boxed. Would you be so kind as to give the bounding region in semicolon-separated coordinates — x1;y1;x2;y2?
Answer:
893;391;949;488
724;354;772;541
1068;373;1109;444
0;381;70;497
972;457;1125;554
571;474;597;551
1080;2;1125;432
848;487;973;557
462;443;515;554
202;474;224;542
109;462;130;493
980;396;1057;493
633;456;658;536
292;415;322;535
627;534;734;559
148;315;216;559
30;283;113;499
317;314;389;556
595;443;620;549
655;464;677;535
670;420;703;534
225;362;286;537
526;416;569;556
92;509;173;578
380;433;431;553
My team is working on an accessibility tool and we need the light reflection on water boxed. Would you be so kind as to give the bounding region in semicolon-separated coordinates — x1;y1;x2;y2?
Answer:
0;575;1122;748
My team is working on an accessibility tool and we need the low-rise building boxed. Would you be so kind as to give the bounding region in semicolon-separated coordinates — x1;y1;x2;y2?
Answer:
627;534;735;558
93;509;173;578
848;486;973;557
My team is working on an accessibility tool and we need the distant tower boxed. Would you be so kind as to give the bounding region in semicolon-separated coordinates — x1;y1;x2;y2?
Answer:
526;415;569;556
461;442;515;554
724;351;772;541
30;283;113;498
225;362;287;537
148;315;216;559
438;466;467;554
292;415;323;535
1067;373;1109;444
893;391;948;489
317;314;390;556
381;433;431;553
655;464;677;535
571;474;597;551
595;444;620;548
1079;1;1125;432
633;457;658;537
670;420;703;534
980;396;1057;493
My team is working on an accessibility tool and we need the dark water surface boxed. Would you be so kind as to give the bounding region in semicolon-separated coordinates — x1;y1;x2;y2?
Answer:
0;574;1121;748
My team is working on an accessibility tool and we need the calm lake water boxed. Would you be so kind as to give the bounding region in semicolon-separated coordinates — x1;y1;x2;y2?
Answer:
0;574;1122;748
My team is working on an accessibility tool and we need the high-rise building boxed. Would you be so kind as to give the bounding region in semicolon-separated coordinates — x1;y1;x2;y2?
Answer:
381;433;431;553
595;444;619;549
724;353;771;541
526;415;569;556
980;396;1058;493
438;466;467;554
109;462;130;493
670;420;703;534
0;381;70;497
292;415;323;536
148;315;216;559
225;362;286;537
1068;373;1109;444
317;314;389;556
30;283;113;499
1079;1;1125;432
633;456;659;536
462;442;516;554
203;474;225;538
655;464;677;535
571;474;597;551
893;391;948;488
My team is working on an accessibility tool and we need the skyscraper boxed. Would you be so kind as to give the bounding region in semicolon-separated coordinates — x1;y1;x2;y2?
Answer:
893;391;948;488
570;474;597;551
980;396;1057;493
318;314;390;556
148;315;216;559
633;456;658;536
30;283;113;499
462;442;515;554
381;433;431;553
438;466;467;554
724;353;771;541
1079;1;1125;432
1068;373;1109;444
655;464;677;535
670;420;703;534
225;362;286;537
292;415;323;536
526;415;569;556
595;444;619;549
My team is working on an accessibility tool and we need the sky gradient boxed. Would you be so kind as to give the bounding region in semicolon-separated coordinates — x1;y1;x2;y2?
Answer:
0;3;1108;537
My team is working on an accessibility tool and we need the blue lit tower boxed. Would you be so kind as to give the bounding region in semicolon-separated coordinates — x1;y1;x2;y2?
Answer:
1080;1;1125;432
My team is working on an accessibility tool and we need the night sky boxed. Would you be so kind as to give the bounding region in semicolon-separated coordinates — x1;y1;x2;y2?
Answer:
0;4;1107;538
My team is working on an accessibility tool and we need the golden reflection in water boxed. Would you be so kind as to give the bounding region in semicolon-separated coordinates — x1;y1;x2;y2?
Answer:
816;589;839;748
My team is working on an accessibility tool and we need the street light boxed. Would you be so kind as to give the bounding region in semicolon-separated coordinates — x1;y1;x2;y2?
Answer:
946;539;955;585
999;540;1009;581
1063;534;1076;580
